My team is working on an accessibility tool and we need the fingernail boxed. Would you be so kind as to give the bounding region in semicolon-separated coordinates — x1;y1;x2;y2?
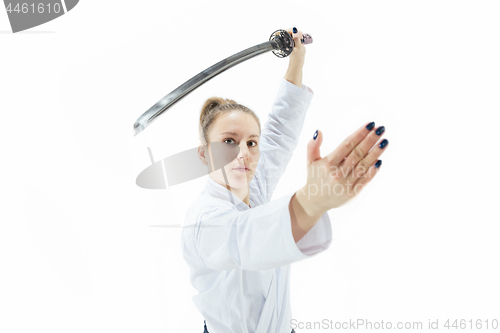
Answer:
313;130;318;140
375;126;385;135
293;27;297;34
378;139;388;149
366;122;375;130
375;159;382;168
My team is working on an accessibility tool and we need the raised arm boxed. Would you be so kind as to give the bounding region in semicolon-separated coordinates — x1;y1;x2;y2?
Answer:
283;26;306;89
257;27;313;202
257;78;313;202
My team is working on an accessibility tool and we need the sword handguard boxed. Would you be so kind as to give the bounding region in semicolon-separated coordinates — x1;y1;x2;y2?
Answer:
269;29;313;58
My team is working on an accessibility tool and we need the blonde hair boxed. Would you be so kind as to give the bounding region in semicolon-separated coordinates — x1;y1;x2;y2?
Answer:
199;97;261;145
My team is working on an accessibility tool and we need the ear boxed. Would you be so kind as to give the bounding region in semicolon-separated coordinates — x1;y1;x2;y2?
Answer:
198;144;208;165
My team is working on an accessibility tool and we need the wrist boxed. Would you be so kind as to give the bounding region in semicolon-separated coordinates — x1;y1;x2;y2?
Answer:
295;186;324;218
284;66;303;88
288;59;304;70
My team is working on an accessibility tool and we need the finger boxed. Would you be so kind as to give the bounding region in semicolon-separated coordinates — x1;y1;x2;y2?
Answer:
352;159;382;195
307;129;323;166
341;124;385;177
287;27;304;45
326;122;375;166
346;137;388;183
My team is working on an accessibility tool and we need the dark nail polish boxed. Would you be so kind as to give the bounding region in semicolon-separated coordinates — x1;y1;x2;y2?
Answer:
379;139;388;149
366;122;375;130
313;130;318;140
293;27;297;34
375;126;385;135
375;160;382;168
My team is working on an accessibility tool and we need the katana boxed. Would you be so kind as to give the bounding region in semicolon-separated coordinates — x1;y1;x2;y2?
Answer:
132;29;313;136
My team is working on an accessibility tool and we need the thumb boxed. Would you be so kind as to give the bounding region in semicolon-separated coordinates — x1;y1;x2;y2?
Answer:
307;129;323;165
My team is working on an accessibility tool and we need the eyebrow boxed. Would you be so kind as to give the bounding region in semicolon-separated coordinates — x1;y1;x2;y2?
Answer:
220;131;260;138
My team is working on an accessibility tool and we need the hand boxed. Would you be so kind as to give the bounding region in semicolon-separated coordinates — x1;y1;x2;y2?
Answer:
283;27;306;88
285;27;306;66
296;122;389;216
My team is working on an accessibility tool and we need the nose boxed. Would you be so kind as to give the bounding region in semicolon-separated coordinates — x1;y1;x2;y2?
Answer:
237;142;250;160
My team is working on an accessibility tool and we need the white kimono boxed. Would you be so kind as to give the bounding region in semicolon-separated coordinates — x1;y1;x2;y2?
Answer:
181;77;333;333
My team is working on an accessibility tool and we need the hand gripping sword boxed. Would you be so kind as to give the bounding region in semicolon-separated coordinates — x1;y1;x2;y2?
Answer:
132;29;313;136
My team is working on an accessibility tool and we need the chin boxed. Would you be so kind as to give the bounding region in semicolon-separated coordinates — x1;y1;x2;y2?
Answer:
229;170;254;186
228;176;249;188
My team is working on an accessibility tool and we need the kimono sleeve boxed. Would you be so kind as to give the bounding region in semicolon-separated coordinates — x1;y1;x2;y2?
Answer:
193;193;331;271
258;77;314;203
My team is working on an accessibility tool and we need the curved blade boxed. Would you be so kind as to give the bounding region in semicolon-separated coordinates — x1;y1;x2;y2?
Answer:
133;40;279;136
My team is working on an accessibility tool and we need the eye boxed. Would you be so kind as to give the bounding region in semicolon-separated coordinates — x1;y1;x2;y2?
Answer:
224;138;258;147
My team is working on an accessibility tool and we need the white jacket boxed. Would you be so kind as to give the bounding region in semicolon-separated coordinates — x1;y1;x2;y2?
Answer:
181;77;333;333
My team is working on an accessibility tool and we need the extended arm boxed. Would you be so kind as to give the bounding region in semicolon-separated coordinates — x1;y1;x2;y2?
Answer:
194;193;331;271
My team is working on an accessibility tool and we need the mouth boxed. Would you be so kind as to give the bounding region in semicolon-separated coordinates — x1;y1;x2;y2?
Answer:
232;166;250;173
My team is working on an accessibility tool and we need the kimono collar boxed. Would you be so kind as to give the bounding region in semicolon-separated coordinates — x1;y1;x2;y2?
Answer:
204;176;254;210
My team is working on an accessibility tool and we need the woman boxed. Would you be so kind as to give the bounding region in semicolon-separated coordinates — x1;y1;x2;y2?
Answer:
181;27;389;333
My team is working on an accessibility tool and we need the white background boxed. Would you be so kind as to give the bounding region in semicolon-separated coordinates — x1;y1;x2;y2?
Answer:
1;0;499;332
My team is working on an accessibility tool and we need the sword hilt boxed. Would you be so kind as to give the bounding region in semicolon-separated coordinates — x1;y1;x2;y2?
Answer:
269;29;313;58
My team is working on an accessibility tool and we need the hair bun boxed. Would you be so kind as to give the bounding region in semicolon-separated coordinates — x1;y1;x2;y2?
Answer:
200;97;225;124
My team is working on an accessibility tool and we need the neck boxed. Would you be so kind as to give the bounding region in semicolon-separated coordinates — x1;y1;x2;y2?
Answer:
227;184;250;206
212;178;249;206
210;175;251;206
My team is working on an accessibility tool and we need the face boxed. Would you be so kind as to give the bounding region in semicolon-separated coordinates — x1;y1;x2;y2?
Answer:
202;111;260;190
